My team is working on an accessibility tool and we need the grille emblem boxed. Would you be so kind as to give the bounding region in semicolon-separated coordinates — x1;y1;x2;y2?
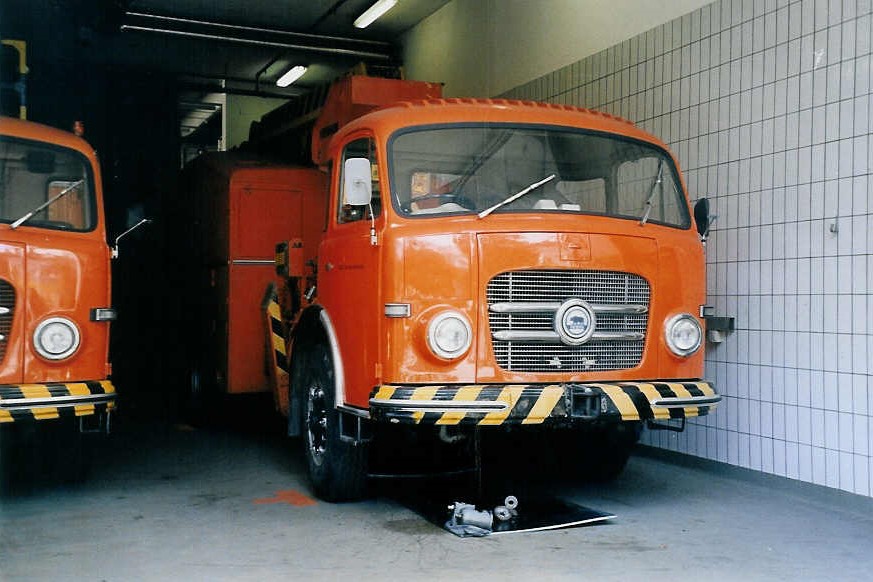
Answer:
564;309;591;336
554;299;597;345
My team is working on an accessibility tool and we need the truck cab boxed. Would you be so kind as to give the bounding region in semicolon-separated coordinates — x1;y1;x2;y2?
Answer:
0;117;115;429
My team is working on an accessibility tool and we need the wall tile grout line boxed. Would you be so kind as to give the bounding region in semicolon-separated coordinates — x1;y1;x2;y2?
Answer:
502;0;873;497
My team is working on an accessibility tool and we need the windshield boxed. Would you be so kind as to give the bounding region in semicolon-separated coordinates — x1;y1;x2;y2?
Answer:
389;125;691;228
0;136;96;231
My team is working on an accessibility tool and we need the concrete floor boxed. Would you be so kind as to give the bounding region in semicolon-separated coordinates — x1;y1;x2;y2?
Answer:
2;412;873;582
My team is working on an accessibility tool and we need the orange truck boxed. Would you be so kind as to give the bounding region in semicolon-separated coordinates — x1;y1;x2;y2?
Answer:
190;75;721;500
0;117;118;436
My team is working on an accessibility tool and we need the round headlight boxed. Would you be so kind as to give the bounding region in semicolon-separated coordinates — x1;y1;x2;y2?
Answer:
427;311;472;360
665;314;702;357
33;317;80;360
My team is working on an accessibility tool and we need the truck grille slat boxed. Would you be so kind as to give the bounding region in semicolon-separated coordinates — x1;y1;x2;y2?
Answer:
0;280;15;364
487;270;650;372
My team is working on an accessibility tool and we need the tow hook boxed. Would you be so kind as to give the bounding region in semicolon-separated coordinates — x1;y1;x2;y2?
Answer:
569;384;602;418
437;426;466;444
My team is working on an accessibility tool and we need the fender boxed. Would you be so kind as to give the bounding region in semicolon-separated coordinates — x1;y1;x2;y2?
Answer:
317;308;346;408
287;305;351;437
317;308;372;446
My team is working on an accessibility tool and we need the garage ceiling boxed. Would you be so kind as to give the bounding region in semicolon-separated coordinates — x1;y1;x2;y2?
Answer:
36;0;447;144
115;0;451;94
2;1;450;143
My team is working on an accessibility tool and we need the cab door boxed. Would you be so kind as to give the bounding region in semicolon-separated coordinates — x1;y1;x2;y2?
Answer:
317;135;383;409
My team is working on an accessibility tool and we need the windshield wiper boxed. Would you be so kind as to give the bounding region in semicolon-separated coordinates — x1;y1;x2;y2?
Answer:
477;174;556;219
638;160;663;226
10;179;84;230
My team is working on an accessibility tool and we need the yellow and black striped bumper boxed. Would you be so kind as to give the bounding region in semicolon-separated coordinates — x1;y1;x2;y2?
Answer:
369;381;719;427
0;380;116;423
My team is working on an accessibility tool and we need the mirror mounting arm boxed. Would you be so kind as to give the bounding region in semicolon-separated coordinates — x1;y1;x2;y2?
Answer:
367;204;378;246
112;218;151;259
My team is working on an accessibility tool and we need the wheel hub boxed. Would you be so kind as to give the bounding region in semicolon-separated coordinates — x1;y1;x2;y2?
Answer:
306;384;328;466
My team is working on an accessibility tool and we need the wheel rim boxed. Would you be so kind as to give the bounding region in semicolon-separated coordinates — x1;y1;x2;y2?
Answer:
189;368;201;399
306;383;328;467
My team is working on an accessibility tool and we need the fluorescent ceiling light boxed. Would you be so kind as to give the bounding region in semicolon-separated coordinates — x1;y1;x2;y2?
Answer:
276;65;307;87
354;0;397;28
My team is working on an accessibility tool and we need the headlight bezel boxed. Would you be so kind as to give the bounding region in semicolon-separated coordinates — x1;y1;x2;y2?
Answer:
426;310;473;361
664;313;703;357
33;316;81;361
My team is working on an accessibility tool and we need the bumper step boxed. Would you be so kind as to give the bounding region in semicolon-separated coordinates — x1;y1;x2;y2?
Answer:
0;381;116;423
370;381;719;427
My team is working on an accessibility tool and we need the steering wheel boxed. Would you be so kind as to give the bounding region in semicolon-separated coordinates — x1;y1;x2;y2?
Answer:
405;192;475;212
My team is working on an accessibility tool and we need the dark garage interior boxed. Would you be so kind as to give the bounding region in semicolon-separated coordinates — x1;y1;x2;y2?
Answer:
2;1;873;580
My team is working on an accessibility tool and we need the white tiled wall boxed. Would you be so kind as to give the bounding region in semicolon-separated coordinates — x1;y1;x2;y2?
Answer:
502;0;873;497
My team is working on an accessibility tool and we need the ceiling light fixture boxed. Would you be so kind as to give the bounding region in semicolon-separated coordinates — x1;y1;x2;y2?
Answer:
276;65;308;87
353;0;398;29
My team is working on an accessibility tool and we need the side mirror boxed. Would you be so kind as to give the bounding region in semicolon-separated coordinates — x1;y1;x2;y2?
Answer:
694;198;711;240
343;158;372;207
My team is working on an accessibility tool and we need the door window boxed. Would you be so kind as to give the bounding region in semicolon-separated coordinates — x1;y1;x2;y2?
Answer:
338;137;380;224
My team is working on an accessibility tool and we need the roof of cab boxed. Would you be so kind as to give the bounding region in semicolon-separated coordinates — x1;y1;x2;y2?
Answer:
335;97;669;153
0;116;95;157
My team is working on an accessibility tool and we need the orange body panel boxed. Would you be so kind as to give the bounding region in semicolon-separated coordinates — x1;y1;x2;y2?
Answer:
226;173;305;393
311;76;442;166
184;158;327;394
0;117;114;422
310;100;707;410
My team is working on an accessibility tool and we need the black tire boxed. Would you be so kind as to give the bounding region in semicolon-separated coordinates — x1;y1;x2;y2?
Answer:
0;419;92;491
581;423;641;482
0;423;15;494
186;365;206;415
54;424;92;484
301;344;368;501
183;361;218;426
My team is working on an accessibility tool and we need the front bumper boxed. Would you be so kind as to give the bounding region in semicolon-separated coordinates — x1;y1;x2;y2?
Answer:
0;380;116;423
370;381;719;427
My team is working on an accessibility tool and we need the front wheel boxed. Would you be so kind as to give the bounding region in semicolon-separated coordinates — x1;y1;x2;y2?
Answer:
580;423;641;482
301;344;368;501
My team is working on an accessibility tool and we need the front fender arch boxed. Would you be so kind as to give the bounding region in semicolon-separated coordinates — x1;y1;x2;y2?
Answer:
287;306;346;436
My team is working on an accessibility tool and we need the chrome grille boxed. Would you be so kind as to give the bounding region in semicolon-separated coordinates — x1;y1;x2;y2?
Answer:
0;280;14;364
487;270;650;372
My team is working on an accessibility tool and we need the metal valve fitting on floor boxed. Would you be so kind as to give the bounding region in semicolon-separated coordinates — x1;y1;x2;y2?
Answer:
493;495;519;522
449;502;493;529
